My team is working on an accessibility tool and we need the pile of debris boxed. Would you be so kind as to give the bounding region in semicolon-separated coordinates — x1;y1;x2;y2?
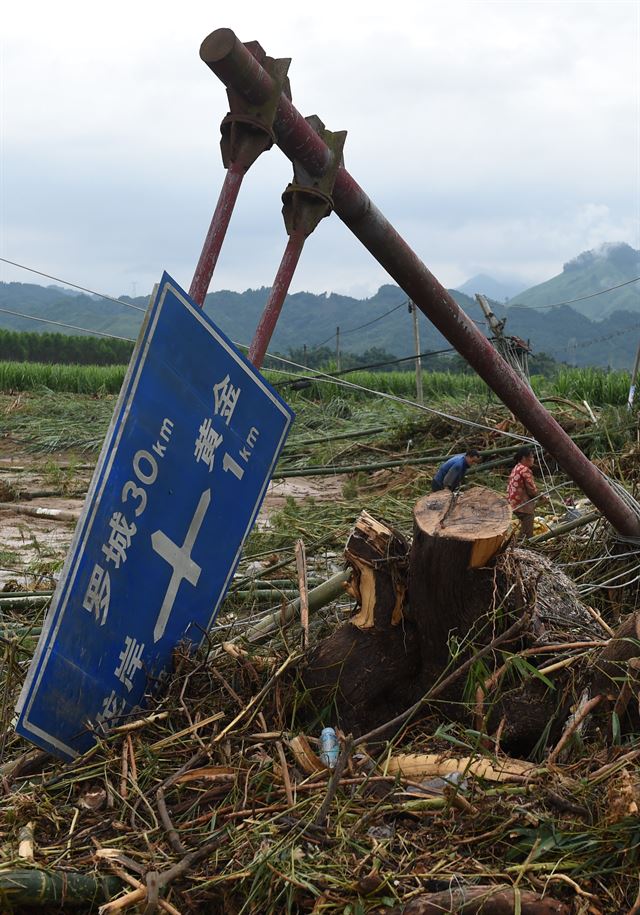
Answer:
2;487;640;914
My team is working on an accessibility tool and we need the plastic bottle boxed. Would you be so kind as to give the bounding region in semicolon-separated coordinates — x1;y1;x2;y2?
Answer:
319;727;340;769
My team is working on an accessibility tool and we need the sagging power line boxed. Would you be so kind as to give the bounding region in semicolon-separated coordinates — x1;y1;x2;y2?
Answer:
508;275;640;310
0;257;146;312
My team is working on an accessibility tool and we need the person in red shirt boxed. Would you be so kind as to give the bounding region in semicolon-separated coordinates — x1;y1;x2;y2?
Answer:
507;446;539;538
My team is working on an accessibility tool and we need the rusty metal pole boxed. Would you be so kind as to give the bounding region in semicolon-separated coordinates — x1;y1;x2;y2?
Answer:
248;228;306;368
189;162;245;306
199;28;640;538
248;117;346;369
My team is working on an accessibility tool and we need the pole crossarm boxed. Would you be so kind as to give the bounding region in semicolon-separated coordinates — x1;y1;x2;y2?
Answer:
199;27;640;538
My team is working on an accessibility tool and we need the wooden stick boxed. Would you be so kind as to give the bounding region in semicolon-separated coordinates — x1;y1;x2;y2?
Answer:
148;711;225;751
313;735;354;828
387;884;570;914
585;604;616;638
127;734;137;789
98;834;226;914
276;741;294;807
156;786;186;856
295;539;310;651
547;694;603;766
106;866;182;915
98;886;147;914
120;742;128;801
111;711;170;734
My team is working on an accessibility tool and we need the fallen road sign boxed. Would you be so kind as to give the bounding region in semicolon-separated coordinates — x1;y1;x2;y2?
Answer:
15;273;294;760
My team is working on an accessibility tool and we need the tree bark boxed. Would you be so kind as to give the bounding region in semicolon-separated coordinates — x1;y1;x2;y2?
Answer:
302;511;420;734
408;487;513;684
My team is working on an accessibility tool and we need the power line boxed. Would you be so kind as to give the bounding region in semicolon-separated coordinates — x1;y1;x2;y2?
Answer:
508;275;640;310
274;346;457;387
265;350;534;443
309;300;408;350
546;321;640;356
0;306;136;342
0;257;146;312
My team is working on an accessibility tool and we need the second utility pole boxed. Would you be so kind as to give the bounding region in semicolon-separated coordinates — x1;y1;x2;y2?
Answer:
409;301;424;404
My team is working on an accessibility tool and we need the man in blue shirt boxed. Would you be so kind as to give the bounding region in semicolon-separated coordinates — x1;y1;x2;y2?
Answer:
431;449;482;492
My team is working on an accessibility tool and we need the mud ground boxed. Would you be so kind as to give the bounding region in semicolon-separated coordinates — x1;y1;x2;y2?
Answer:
0;451;345;589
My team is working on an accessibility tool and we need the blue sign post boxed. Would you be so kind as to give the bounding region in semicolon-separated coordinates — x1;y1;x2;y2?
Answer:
15;274;294;760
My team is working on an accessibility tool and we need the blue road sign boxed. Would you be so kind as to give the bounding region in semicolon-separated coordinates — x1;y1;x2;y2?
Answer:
15;273;294;760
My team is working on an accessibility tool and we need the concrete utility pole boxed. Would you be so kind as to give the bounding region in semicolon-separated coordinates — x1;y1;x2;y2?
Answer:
475;293;530;388
628;340;640;411
409;301;424;404
199;28;640;538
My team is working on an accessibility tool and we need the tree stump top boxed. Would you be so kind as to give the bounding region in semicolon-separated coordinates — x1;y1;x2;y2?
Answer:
413;486;512;568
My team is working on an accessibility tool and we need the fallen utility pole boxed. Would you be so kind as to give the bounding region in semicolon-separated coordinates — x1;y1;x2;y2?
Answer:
199;28;640;538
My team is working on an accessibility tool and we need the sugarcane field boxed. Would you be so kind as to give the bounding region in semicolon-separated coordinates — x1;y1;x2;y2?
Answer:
2;11;640;915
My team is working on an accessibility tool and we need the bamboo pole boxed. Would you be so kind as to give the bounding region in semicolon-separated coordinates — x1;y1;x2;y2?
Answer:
0;869;122;908
409;301;424;405
295;539;310;651
275;426;631;478
530;510;600;544
234;569;351;644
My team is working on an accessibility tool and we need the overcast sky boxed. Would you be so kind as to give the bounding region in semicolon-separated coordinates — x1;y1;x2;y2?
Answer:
1;0;638;301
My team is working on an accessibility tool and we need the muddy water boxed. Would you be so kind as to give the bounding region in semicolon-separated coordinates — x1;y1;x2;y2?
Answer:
0;455;345;588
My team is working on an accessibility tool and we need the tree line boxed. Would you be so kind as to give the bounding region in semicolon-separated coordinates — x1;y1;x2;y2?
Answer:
0;329;134;366
0;328;563;378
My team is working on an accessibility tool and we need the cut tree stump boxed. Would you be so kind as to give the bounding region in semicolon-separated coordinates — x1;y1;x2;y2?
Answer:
302;489;604;752
408;487;513;683
302;511;420;734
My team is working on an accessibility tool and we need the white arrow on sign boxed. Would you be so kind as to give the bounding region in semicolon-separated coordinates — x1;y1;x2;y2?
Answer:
151;488;211;642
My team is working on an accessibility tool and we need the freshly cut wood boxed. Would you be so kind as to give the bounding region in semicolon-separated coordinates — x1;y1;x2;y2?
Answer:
345;509;408;629
17;822;35;861
302;511;419;734
385;752;537;783
412;486;513;570
303;492;604;755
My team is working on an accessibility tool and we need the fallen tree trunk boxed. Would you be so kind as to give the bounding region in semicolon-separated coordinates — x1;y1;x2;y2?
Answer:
377;884;570;914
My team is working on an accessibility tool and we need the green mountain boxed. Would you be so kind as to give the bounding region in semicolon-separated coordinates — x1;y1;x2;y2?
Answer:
455;273;526;302
0;243;638;371
506;243;640;320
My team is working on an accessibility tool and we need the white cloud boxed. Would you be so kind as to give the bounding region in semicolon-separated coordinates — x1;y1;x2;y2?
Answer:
1;0;638;298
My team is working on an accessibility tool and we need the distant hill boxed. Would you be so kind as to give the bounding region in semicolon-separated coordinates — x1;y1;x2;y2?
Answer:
506;243;640;320
455;273;527;302
0;242;638;371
